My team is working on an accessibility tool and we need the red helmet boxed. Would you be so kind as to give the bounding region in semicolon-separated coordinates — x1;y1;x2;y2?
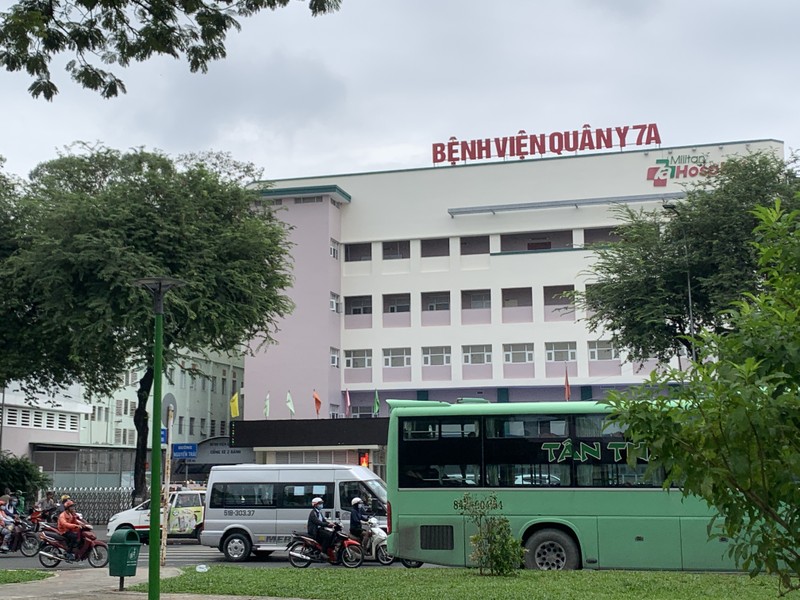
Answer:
63;499;76;509
0;499;5;506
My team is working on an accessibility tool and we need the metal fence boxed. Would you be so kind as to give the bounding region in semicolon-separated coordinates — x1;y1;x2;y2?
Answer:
52;487;135;526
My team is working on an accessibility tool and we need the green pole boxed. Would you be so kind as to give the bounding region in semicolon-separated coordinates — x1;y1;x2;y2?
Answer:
149;309;163;600
135;276;184;600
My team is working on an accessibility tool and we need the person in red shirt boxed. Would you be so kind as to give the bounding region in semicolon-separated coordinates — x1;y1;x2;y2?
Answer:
57;499;82;559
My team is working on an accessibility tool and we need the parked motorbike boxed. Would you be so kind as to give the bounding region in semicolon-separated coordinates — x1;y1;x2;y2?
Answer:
287;522;363;568
359;517;394;565
38;522;109;568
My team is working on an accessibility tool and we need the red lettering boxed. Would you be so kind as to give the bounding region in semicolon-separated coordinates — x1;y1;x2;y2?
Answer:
476;139;491;160
432;144;446;164
494;137;509;158
615;126;630;148
462;140;477;162
595;128;613;149
688;166;699;177
645;123;662;145
633;124;647;144
447;139;459;165
530;134;546;155
674;165;689;178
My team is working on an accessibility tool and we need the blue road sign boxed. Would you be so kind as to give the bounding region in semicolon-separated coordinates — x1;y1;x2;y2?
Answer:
161;428;167;444
172;443;198;459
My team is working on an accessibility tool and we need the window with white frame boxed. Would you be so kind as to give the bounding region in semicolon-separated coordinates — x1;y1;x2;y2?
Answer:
330;292;341;312
462;289;491;309
383;347;411;368
421;291;450;311
180;368;187;389
588;340;619;360
345;296;372;315
503;343;534;363
330;239;340;260
422;346;451;366
545;342;577;362
352;405;375;419
383;293;410;313
330;347;340;368
329;404;342;419
345;349;372;369
463;344;492;364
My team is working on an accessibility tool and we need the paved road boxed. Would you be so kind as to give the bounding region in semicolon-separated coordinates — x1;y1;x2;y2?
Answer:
0;540;411;571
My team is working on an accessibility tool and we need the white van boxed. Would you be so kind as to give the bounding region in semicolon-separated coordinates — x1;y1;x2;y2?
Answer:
200;463;388;561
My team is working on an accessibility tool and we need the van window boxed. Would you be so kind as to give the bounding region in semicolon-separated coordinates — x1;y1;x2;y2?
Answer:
210;483;275;508
340;480;387;516
175;492;203;508
279;483;333;508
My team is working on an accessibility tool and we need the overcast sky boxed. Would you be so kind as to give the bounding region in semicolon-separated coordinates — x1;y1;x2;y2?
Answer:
1;0;798;180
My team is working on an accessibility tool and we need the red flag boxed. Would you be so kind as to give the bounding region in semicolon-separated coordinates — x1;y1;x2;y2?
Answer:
345;389;351;417
564;364;571;401
313;390;322;416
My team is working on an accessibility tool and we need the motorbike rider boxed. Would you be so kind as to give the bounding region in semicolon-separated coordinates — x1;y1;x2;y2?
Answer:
57;499;82;560
349;497;368;544
0;499;14;552
307;497;334;558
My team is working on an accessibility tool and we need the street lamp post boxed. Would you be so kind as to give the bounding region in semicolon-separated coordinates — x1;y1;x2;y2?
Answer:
135;276;184;600
662;202;697;362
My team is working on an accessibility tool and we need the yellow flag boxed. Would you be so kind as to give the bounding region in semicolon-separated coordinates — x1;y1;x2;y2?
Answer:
230;392;240;418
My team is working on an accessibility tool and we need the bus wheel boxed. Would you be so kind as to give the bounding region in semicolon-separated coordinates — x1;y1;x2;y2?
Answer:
524;529;579;570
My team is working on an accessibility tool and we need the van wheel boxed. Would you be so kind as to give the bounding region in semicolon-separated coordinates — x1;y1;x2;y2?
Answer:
524;529;580;570
223;533;251;562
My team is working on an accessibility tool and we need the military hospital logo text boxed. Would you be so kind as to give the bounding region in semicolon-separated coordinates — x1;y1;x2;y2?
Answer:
646;154;720;187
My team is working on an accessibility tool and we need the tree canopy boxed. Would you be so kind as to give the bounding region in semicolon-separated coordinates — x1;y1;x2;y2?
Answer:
0;0;342;100
576;151;800;363
1;145;295;500
605;201;800;593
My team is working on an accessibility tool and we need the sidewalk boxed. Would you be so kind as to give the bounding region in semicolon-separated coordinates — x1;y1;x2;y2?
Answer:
2;566;308;600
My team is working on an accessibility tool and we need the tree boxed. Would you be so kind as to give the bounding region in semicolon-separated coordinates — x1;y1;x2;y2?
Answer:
576;152;800;363
0;450;52;504
605;201;800;594
0;0;342;100
456;492;525;576
1;145;294;503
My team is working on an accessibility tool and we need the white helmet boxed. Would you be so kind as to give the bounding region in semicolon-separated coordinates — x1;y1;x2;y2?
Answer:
312;497;323;506
351;497;363;507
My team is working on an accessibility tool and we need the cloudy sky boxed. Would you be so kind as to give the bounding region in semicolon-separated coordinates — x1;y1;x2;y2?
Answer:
1;0;798;180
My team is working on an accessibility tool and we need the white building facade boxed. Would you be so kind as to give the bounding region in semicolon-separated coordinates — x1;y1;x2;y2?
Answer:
242;138;784;422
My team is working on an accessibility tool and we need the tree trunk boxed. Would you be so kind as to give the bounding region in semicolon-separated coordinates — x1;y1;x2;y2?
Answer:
132;366;154;506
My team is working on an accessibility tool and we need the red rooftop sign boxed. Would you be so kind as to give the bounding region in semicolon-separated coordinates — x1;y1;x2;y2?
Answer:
432;123;662;165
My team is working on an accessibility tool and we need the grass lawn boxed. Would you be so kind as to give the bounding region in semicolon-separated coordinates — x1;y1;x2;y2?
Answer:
134;565;785;600
0;570;52;585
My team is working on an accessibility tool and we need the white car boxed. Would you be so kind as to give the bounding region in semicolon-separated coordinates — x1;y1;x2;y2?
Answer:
107;489;205;544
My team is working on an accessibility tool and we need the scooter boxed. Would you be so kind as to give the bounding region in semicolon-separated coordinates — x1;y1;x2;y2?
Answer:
360;517;394;565
0;517;39;557
38;522;109;568
287;522;363;568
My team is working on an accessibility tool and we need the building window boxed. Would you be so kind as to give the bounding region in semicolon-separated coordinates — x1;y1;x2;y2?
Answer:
383;293;410;313
504;343;534;363
178;416;184;435
330;347;340;368
345;349;372;369
200;418;207;438
220;420;227;436
545;342;577;362
421;237;450;257
201;376;207;391
189;417;195;436
345;296;372;315
463;344;492;365
211;376;217;393
422;346;451;366
421;291;450;311
462;289;491;309
382;240;410;260
180;368;187;389
588;340;619;360
222;378;227;396
210;420;216;437
383;348;411;368
345;242;372;262
329;404;342;419
330;292;341;312
460;235;489;255
330;239;340;260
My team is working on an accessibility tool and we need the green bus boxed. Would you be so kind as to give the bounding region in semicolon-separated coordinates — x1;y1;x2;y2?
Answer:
385;399;736;571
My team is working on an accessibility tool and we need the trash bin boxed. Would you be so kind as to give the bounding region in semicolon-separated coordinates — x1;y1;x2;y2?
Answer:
108;529;141;589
